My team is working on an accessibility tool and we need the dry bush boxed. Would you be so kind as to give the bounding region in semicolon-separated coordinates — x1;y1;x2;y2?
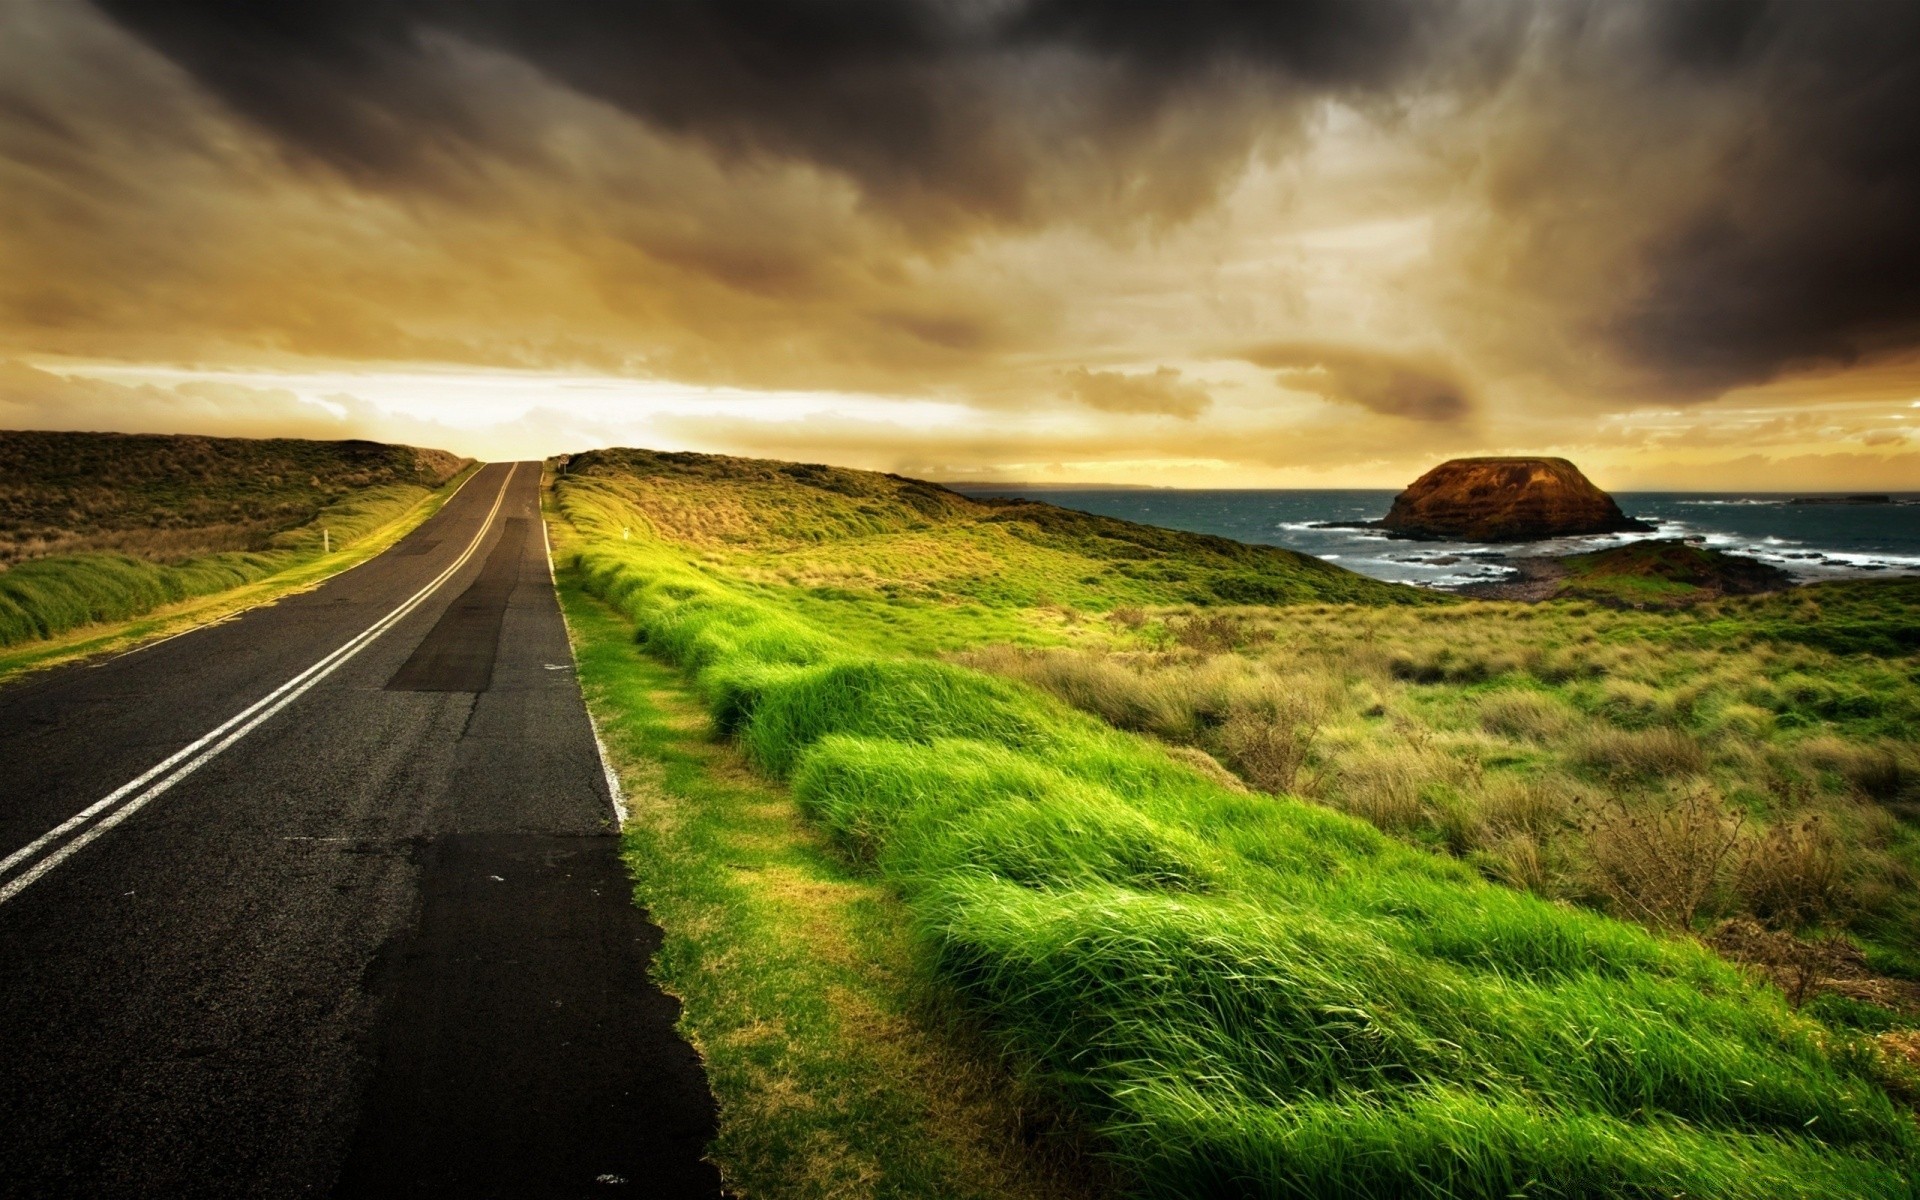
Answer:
1478;690;1574;743
1107;604;1147;630
1574;727;1706;781
1214;696;1323;796
1737;815;1849;930
1170;613;1268;653
1708;917;1865;1008
1581;786;1745;929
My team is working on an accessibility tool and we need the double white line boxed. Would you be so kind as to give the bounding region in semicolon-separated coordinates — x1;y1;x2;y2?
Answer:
0;464;517;908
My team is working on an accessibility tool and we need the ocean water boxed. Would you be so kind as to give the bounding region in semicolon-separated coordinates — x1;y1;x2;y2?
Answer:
946;487;1920;589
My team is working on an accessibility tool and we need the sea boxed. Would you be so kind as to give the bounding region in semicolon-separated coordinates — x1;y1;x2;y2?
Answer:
944;487;1920;590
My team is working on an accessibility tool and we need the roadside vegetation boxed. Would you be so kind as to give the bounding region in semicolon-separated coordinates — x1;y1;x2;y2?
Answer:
553;527;1105;1200
550;449;1920;1199
0;431;469;650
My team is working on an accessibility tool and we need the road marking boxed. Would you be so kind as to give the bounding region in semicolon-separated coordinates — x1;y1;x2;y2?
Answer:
539;491;628;828
0;465;517;907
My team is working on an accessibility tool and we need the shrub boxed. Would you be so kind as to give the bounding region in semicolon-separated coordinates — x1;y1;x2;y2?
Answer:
1169;611;1269;653
1581;787;1746;929
1739;816;1850;930
1214;705;1319;796
1710;918;1866;1009
1107;604;1147;630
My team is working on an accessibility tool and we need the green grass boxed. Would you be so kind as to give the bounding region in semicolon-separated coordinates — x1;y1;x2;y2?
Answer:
551;451;1920;1199
552;500;1102;1200
1553;540;1792;607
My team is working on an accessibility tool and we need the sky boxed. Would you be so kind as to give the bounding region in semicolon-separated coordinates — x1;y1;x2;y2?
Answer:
3;0;1920;490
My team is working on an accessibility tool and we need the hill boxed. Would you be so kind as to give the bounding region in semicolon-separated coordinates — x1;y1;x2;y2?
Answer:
0;430;466;565
560;448;1422;648
0;431;470;651
548;449;1919;1199
1381;456;1651;541
1557;539;1794;605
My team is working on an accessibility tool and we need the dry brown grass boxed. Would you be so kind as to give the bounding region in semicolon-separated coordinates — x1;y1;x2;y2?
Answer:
1581;786;1746;929
1574;727;1707;781
1709;918;1865;1008
1796;736;1913;802
1477;689;1574;742
1737;814;1850;930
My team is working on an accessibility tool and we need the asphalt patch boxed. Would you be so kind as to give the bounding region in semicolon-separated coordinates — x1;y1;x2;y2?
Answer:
335;833;722;1199
387;520;528;692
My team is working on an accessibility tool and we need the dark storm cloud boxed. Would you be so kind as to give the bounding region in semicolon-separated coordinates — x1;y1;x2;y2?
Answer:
50;0;1920;405
1244;343;1472;423
90;0;1453;226
1478;0;1920;396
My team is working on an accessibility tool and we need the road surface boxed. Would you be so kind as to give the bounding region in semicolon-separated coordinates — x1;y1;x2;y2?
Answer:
0;463;722;1199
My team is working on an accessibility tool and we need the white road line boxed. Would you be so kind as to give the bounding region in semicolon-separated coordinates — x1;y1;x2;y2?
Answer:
0;464;518;907
539;482;627;828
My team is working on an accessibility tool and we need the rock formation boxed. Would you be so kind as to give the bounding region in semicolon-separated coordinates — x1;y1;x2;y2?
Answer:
1380;457;1651;542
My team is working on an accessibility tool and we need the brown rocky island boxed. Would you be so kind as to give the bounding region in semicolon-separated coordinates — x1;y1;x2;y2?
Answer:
1381;457;1652;542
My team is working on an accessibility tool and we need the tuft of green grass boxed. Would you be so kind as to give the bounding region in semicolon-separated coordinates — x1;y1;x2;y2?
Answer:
553;451;1920;1199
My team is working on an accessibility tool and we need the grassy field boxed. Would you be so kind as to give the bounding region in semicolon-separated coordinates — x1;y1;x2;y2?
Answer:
0;431;469;650
550;450;1920;1199
963;585;1920;988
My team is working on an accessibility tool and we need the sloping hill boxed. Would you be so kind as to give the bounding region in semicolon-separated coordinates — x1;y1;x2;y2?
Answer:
0;430;467;565
562;448;1424;615
550;449;1920;1199
0;431;470;650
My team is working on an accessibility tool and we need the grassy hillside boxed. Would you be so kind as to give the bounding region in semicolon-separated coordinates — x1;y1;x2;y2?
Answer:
561;449;1423;653
967;586;1920;983
0;431;470;648
0;430;467;564
551;450;1919;1199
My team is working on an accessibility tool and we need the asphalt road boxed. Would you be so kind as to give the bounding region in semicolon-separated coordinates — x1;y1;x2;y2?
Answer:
0;463;723;1199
